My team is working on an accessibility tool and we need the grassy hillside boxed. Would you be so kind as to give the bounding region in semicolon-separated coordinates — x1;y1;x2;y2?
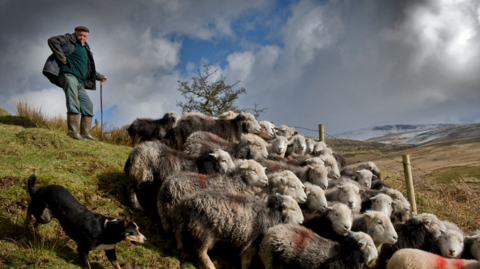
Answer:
1;120;479;268
0;123;193;268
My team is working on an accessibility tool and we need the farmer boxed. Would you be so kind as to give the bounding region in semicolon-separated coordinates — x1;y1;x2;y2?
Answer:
43;26;107;140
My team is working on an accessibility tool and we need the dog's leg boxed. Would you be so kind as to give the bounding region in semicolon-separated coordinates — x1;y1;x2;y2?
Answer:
105;249;121;269
39;208;53;224
24;208;33;227
77;246;91;269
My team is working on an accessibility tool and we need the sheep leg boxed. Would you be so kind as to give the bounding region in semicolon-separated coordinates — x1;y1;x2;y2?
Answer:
258;244;274;269
240;245;257;269
158;207;171;232
128;187;144;211
194;238;216;269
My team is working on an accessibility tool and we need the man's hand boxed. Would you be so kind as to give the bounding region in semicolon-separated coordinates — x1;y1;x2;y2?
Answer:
101;77;107;83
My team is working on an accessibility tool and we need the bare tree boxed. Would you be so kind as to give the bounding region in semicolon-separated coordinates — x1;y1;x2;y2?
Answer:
176;63;246;117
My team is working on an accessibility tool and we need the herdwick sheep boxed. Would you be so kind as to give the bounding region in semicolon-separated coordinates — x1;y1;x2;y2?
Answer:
333;151;347;170
302;203;353;242
285;134;307;157
157;159;268;232
124;141;235;210
265;136;289;158
259;170;308;204
305;138;316;155
258;159;329;190
361;194;395;217
259;225;378;269
342;162;381;179
258;121;276;140
274;125;297;139
382;188;411;224
301;182;328;214
462;233;480;260
430;229;465;258
345;169;376;189
174;192;304;269
127;111;179;142
442;221;464;233
352;211;398;248
285;155;324;167
183;131;268;161
326;182;364;214
217;111;238;120
361;188;411;225
386;248;480;269
313;141;328;156
375;213;447;269
320;154;341;179
164;111;261;150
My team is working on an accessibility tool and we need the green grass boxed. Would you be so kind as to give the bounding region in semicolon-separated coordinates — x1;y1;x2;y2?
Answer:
0;122;195;268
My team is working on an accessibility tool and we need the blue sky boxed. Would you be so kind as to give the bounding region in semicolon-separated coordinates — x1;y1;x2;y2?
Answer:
1;0;480;134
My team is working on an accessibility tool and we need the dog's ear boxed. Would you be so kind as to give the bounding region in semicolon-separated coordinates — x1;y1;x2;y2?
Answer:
124;214;132;227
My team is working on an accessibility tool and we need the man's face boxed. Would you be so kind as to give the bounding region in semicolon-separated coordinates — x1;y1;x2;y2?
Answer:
75;31;88;45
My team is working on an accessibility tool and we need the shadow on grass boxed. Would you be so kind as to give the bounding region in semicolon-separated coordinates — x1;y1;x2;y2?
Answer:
0;116;36;128
1;213;110;268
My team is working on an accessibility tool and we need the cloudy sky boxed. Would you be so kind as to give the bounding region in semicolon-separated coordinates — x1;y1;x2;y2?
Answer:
1;0;480;135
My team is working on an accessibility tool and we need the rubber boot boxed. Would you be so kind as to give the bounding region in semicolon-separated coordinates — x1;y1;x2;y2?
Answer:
67;114;86;140
80;115;98;141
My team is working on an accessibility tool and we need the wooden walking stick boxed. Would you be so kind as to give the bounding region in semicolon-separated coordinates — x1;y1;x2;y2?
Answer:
100;82;103;133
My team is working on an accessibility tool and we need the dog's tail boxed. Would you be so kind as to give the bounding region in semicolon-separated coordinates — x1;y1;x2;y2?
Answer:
27;173;37;197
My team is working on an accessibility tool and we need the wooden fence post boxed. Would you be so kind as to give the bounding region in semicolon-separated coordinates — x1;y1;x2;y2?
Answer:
319;124;324;142
402;154;417;213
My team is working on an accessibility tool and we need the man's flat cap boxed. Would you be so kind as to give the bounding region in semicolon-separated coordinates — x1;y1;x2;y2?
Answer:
74;26;89;33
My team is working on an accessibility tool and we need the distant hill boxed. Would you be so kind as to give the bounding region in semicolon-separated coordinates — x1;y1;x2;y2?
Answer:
334;124;457;143
335;123;480;145
399;123;480;145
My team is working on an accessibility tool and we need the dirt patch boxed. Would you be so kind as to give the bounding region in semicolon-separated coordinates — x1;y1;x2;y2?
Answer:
0;176;20;187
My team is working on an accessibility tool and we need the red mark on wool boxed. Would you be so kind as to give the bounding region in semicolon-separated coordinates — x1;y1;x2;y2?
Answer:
294;228;314;250
168;153;176;164
197;174;206;188
272;161;280;172
453;259;464;269
213;135;221;142
434;255;447;269
230;195;246;212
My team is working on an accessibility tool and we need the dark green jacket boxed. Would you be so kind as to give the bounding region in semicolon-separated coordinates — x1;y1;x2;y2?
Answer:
43;33;104;90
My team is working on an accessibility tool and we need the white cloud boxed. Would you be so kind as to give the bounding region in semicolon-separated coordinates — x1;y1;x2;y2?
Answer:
7;88;66;118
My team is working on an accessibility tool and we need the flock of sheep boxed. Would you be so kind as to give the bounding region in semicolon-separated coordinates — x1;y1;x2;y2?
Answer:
123;110;480;269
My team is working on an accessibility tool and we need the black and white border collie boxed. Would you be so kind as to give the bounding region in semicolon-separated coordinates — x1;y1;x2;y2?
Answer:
25;173;146;269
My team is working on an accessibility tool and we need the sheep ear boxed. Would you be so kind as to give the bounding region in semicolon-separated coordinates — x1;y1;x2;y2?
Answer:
364;211;376;220
240;162;249;169
392;201;397;205
305;190;311;195
294;131;299;135
326;206;334;212
421;217;431;225
358;239;367;246
287;139;295;145
209;151;220;158
247;138;254;144
372;175;378;180
359;189;365;194
337;185;344;190
123;215;132;227
370;196;377;201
